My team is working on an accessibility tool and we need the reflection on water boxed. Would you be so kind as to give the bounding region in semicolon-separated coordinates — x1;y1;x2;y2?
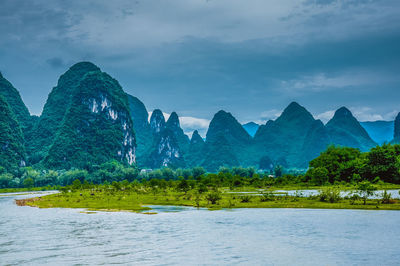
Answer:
1;192;400;265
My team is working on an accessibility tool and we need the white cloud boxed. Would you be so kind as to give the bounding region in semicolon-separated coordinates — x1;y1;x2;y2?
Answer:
350;107;398;122
316;107;399;123
256;109;282;124
315;110;335;123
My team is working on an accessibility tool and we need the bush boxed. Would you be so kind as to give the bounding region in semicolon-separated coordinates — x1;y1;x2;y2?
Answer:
380;190;393;204
206;192;222;204
318;188;341;203
260;192;274;202
239;195;251;203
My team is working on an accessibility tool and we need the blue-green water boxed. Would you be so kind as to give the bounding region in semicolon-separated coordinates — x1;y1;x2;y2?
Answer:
1;192;400;265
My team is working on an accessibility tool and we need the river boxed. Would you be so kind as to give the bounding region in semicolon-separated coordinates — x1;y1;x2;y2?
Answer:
1;192;399;265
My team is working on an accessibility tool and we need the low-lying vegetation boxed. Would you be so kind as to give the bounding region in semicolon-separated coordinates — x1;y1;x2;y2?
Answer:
17;179;400;212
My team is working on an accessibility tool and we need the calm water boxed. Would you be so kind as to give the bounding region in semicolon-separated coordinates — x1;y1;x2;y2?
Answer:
1;192;400;265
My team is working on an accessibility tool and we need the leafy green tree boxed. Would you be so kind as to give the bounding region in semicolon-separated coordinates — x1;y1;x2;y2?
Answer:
274;165;283;178
71;179;82;190
0;173;13;188
307;146;362;183
357;181;377;205
177;179;190;194
192;166;206;178
307;167;328;185
364;144;400;183
23;177;34;188
206;191;222;204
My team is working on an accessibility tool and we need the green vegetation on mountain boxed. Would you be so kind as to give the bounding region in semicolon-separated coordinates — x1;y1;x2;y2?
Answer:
205;110;252;167
0;95;26;171
187;130;205;167
202;133;239;171
0;62;394;178
30;62;101;162
128;95;153;166
148;128;186;169
326;107;376;151
0;72;37;157
166;112;190;154
149;109;165;133
0;72;31;128
43;71;136;169
146;110;189;168
254;102;319;168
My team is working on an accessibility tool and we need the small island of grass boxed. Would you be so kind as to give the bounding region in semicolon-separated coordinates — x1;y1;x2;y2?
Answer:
17;180;400;212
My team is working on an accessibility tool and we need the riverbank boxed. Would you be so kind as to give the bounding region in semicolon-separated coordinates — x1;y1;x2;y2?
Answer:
17;188;400;212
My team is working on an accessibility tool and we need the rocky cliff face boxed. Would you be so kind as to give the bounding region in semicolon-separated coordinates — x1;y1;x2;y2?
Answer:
148;128;185;168
147;110;189;168
326;107;376;151
43;70;136;169
150;109;165;134
165;112;190;154
0;95;26;170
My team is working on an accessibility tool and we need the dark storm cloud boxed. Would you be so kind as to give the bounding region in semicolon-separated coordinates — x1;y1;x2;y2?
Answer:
0;0;399;133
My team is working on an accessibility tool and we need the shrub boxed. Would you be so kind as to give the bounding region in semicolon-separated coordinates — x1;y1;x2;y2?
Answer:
380;190;393;204
260;192;274;202
240;195;251;203
206;192;222;204
318;188;341;203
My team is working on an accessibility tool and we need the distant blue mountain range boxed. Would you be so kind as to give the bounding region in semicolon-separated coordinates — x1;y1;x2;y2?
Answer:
242;122;259;137
242;120;395;145
360;121;394;145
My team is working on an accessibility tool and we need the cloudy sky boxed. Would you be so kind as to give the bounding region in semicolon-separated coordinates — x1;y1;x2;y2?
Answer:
0;0;399;136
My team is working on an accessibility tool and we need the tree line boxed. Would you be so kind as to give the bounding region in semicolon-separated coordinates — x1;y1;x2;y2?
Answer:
1;143;400;189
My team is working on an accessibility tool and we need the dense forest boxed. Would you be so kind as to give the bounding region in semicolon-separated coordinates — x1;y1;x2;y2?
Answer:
1;144;400;189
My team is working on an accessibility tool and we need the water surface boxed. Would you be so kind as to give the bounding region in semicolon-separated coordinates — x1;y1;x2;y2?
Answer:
1;192;399;265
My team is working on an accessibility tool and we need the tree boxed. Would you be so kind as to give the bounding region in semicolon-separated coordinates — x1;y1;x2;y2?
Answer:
177;179;190;194
357;181;377;205
364;144;400;183
307;167;328;185
23;177;34;188
192;167;205;179
274;165;283;178
206;191;221;204
0;173;13;188
307;146;362;183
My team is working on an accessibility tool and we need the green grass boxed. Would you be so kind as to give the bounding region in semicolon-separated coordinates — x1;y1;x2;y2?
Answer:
17;187;400;212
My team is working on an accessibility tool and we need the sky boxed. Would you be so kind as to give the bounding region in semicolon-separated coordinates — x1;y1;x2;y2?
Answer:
0;0;399;137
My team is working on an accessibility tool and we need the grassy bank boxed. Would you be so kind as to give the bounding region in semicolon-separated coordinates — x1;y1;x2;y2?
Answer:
17;187;400;212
